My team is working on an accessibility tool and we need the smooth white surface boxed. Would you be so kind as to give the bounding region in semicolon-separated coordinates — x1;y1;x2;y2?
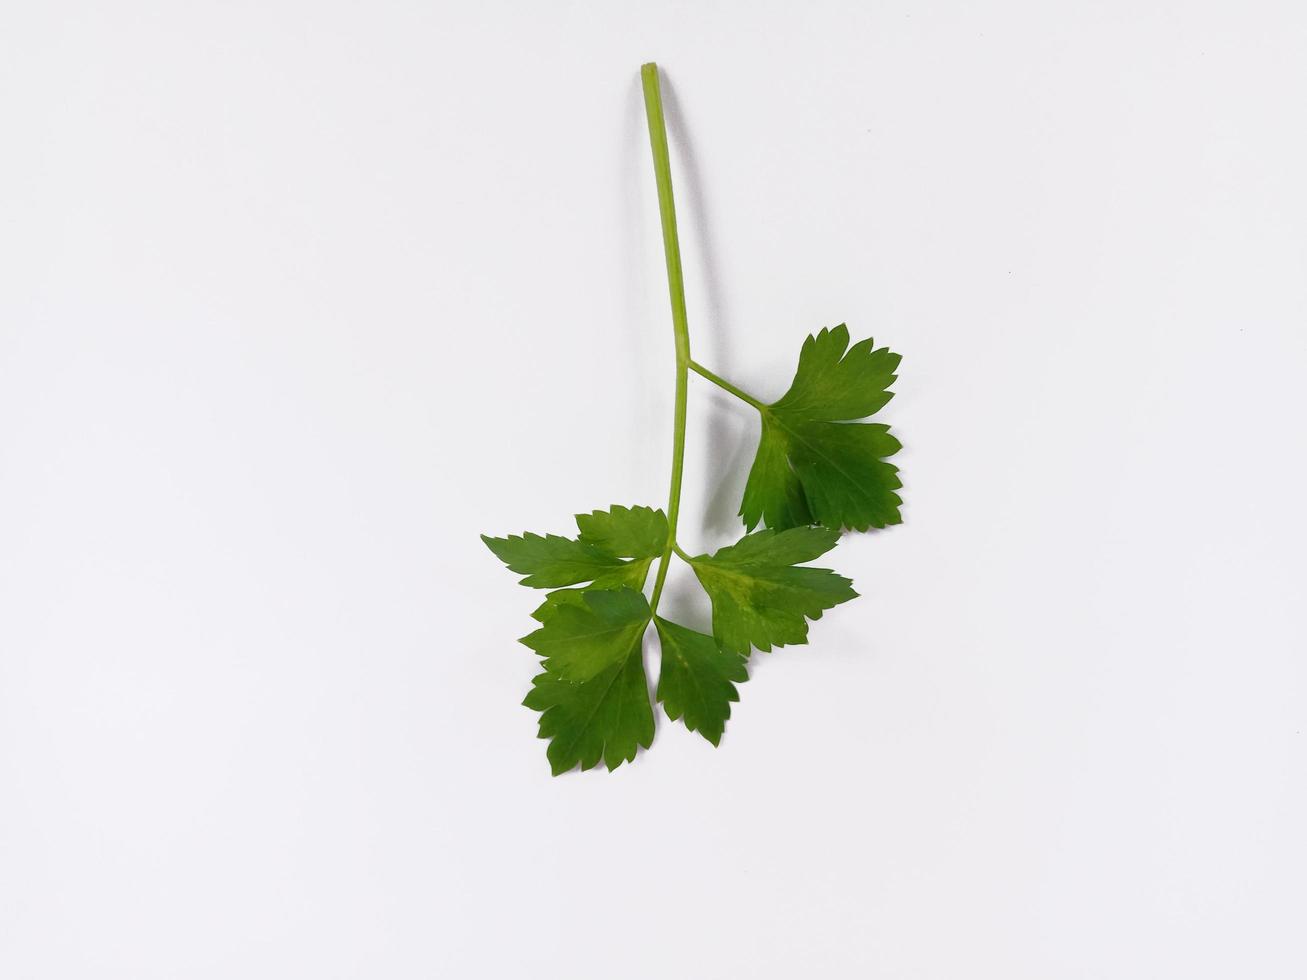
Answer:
3;2;1305;977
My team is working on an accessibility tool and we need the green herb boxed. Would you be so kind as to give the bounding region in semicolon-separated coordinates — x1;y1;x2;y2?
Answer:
482;63;904;774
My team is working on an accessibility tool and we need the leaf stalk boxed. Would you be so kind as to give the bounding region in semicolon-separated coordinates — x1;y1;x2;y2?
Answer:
688;359;768;412
642;62;690;614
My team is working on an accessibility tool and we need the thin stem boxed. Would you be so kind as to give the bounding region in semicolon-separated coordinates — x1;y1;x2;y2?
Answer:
641;62;690;616
672;542;693;562
688;359;768;412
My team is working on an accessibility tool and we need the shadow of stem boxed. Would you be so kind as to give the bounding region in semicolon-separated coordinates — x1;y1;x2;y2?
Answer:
659;77;759;550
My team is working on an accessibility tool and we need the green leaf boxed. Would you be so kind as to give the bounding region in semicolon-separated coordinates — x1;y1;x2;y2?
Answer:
739;424;812;532
520;588;651;682
740;324;903;532
654;617;747;746
480;532;627;588
575;504;668;558
529;561;652;623
773;323;901;421
688;526;857;656
528;587;590;623
782;420;902;530
483;504;666;592
523;649;655;776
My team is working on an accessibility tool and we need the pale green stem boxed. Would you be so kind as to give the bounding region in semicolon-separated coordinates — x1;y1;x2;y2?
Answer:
642;63;690;615
688;359;768;412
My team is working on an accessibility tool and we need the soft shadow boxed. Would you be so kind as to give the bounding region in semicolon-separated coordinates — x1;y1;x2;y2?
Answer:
658;76;760;544
699;393;756;541
658;572;714;635
658;80;733;373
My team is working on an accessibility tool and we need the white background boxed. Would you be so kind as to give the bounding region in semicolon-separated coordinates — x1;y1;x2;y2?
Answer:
2;2;1305;977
